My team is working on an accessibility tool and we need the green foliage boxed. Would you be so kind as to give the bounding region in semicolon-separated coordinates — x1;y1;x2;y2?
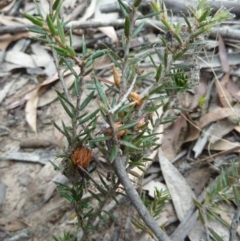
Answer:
143;188;171;218
24;0;233;239
53;232;77;241
194;161;240;230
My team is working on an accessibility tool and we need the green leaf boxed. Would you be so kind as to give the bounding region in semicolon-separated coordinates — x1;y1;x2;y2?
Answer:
149;54;157;69
149;84;164;96
52;0;63;22
124;15;130;39
107;52;122;68
49;160;60;171
29;27;48;35
66;45;76;57
69;27;73;46
32;36;54;44
134;0;142;8
90;50;106;60
173;47;189;61
182;13;192;31
23;13;43;27
88;190;102;202
63;59;78;79
130;50;151;65
105;84;120;94
110;145;118;162
208;228;224;241
164;48;168;68
46;14;56;36
53;45;68;55
51;120;65;135
117;121;138;131
94;76;108;105
98;174;110;191
155;64;162;82
233;185;240;204
61;121;72;144
151;1;161;12
53;0;61;10
74;78;79;96
78;109;100;125
82;35;87;56
129;170;142;179
121;140;139;149
57;17;66;44
57;93;74;118
160;17;172;30
55;90;74;108
59;191;74;202
33;0;43;18
173;32;183;45
132;20;145;37
190;28;206;40
117;0;130;15
79;91;95;111
88;136;110;143
198;8;211;22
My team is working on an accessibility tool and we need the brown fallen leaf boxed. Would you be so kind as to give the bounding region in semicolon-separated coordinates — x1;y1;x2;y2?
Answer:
215;73;232;107
207;140;240;151
161;115;186;161
0;32;29;51
158;149;196;221
189;75;208;110
183;113;200;143
0;218;27;232
226;78;240;101
199;107;234;128
209;119;235;144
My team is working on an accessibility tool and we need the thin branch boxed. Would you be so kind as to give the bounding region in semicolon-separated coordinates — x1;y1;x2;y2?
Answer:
0;19;163;34
106;114;171;241
113;154;171;241
51;46;74;105
108;74;137;113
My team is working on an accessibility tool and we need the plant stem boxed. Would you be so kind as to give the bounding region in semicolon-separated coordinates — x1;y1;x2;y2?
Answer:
106;114;171;241
112;154;171;241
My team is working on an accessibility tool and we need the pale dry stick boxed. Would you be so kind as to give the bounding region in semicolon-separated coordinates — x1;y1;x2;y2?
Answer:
120;5;138;91
51;47;74;105
109;74;138;113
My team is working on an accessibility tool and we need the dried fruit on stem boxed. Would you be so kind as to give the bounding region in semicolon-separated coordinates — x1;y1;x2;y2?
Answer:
130;92;143;107
104;122;127;138
71;147;92;168
113;66;121;87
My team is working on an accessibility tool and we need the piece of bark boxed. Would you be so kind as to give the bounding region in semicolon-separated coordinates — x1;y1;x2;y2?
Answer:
20;138;57;149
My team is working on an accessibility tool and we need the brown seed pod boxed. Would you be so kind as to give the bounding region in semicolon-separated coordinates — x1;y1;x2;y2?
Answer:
104;122;127;138
130;92;143;107
71;147;92;168
113;66;121;87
